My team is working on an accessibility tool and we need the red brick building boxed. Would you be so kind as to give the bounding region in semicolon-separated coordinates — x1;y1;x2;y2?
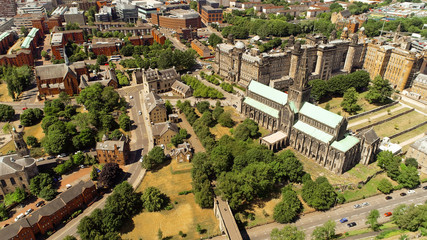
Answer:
129;35;154;46
35;62;87;96
90;43;119;56
151;9;201;30
96;135;130;165
47;15;63;31
0;31;17;55
0;50;34;67
201;6;223;24
174;28;197;41
152;29;166;45
31;16;49;34
191;39;210;57
0;181;97;240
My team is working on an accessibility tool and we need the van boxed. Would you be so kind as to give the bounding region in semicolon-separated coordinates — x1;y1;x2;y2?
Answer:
14;213;24;222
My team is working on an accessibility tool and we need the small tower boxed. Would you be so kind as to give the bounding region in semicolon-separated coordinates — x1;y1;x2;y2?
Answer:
341;27;349;39
393;23;401;42
329;30;337;41
12;128;30;157
344;34;359;73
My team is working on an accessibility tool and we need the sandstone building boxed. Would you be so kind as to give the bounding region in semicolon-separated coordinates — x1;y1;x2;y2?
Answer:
242;49;379;174
406;135;427;174
145;92;168;124
152;122;179;146
142;67;180;94
214;33;365;90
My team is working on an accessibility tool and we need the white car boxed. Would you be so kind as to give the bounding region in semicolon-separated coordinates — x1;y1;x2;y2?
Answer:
138;111;142;115
139;156;144;163
37;158;44;162
130;95;133;99
66;184;72;189
407;190;416;194
14;213;24;222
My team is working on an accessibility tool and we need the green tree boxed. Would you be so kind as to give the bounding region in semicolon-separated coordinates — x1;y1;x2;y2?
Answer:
142;146;166;170
404;158;418;168
273;186;303;223
96;54;108;65
341;87;360;114
119;113;131;131
0;204;8;221
63;236;77;240
158;228;163;240
196;101;210;113
309;79;329;102
397;166;420;189
218;112;234;127
312;220;336;240
105;182;143;219
212;105;224;120
208;33;223;47
20;108;44;126
377;178;393;194
91;166;99;180
141;186;168;212
59;91;71;106
392;204;426;231
273;150;305;183
0;104;15;121
377;151;399;169
29;173;53;196
2;123;11;134
39;186;57;200
365;76;393;104
20;26;28;36
234;118;260;141
120;45;134;56
302;178;337;211
271;226;305;240
26;136;39;147
73;128;96;150
43;124;71;155
194;180;214;208
366;209;380;231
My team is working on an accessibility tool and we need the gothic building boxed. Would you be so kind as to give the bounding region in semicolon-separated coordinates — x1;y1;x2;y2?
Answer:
242;49;380;174
214;32;366;90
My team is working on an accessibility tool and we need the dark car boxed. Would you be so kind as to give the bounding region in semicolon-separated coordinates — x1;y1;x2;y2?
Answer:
400;192;407;196
36;201;45;207
423;186;427;190
385;196;392;200
347;222;357;227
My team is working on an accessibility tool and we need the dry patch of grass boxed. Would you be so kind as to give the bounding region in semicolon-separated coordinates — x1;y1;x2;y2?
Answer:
373;111;426;138
0;123;44;155
348;104;400;124
121;160;219;240
392;124;427;145
350;107;411;130
211;123;231;140
0;83;13;102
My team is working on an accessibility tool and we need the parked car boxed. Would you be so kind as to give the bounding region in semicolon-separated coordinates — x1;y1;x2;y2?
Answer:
339;218;348;223
385;196;393;200
66;184;72;189
22;107;27;110
139;156;144;163
60;153;66;157
37;158;44;162
347;222;357;227
47;156;55;160
353;204;361;209
138;110;142;115
384;212;392;217
362;202;370;207
79;165;85;169
400;193;407;196
36;201;45;207
130;95;133;99
18;125;22;128
14;213;25;222
407;190;416;194
423;186;427;190
25;208;33;216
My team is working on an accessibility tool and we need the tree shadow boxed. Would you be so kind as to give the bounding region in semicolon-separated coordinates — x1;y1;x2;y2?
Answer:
150;157;171;173
120;218;136;234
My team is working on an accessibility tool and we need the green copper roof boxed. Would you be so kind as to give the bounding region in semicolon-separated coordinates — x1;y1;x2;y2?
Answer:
248;80;288;105
21;36;33;49
299;102;343;128
0;32;10;41
293;121;333;143
244;97;279;118
27;28;38;38
331;135;360;152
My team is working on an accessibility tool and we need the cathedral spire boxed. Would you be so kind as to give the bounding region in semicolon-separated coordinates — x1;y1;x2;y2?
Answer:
294;48;310;90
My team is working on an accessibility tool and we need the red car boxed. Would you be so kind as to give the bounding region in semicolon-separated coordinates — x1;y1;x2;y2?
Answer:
384;212;392;217
22;107;27;110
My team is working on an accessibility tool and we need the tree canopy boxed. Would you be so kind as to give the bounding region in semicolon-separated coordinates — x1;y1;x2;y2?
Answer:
365;76;393;104
273;186;303;223
141;146;166;170
98;163;124;189
0;104;15;122
271;226;305;240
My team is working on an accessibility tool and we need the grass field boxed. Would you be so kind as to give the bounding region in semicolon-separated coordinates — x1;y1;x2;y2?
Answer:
121;160;220;240
342;173;397;202
373;110;426;138
392;123;427;145
210;106;247;140
349;107;411;130
0;122;45;155
318;91;382;117
348;104;400;125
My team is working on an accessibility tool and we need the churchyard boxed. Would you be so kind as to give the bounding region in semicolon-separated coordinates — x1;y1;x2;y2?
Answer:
121;159;220;240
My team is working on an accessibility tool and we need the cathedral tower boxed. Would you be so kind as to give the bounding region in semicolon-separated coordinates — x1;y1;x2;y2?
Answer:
288;48;311;111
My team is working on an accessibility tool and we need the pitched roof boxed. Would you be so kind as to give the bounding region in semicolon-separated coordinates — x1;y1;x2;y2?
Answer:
0;218;32;239
171;80;191;94
0;155;35;176
243;97;279;118
248;80;288;106
60;181;85;203
152;122;179;137
293;120;334;143
96;139;126;152
340;10;351;18
299;102;343;128
145;91;166;113
331;135;360;152
35;64;76;80
359;128;379;144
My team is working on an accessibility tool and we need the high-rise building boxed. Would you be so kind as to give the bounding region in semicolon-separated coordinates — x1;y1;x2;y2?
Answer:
0;0;17;17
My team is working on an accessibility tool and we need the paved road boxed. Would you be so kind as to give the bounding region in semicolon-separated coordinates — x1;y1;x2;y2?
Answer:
212;184;427;240
48;85;150;240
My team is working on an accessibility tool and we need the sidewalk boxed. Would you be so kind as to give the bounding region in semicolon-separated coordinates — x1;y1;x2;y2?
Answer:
348;104;406;128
